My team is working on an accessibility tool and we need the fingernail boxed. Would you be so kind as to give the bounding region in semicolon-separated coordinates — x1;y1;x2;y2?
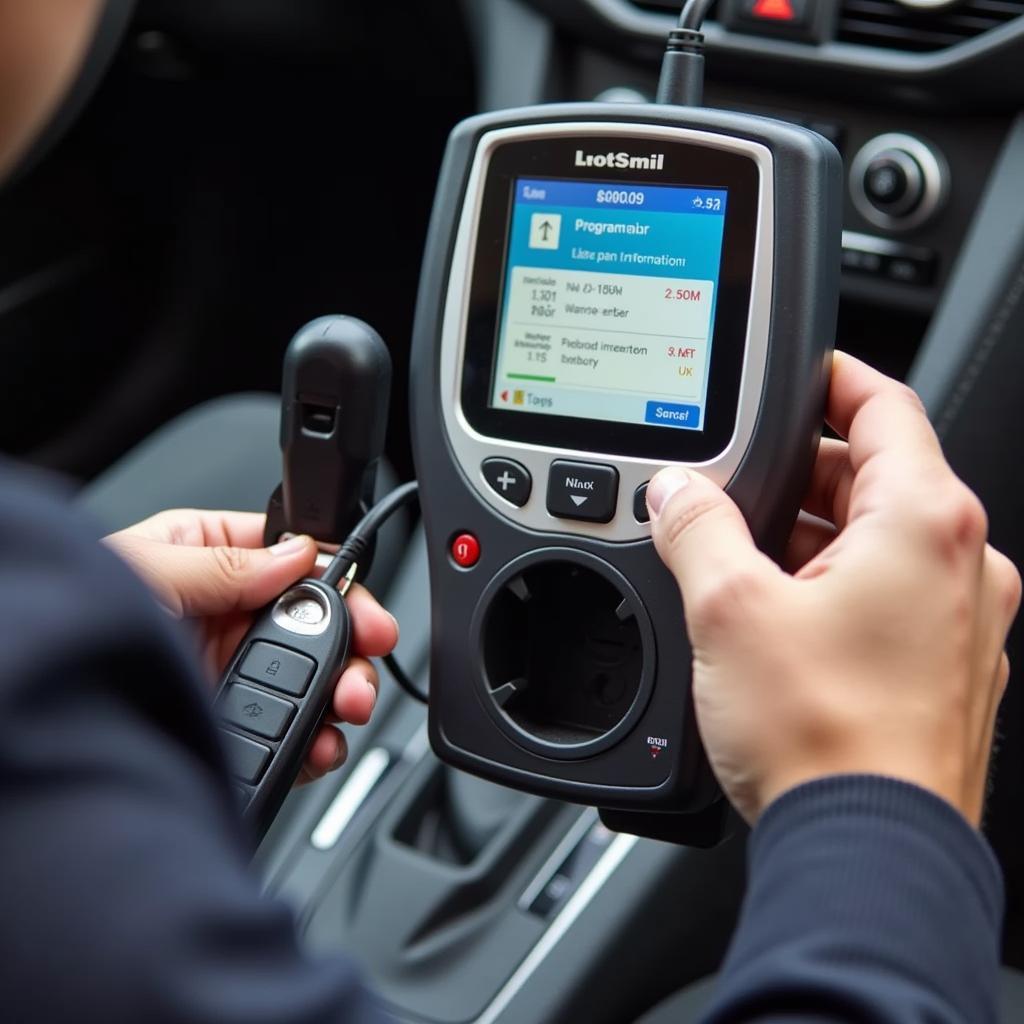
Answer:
646;468;690;520
387;611;400;638
365;678;378;709
269;534;311;556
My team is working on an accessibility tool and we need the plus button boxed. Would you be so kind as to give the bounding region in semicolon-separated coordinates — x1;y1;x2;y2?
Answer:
481;458;532;508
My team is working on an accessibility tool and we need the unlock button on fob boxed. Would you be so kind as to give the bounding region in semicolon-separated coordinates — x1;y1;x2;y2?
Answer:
238;641;315;697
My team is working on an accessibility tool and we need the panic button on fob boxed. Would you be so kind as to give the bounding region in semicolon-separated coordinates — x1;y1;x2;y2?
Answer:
238;641;315;697
546;460;619;523
219;683;295;741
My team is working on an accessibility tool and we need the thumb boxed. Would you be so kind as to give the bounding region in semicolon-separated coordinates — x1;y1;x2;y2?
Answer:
647;468;777;629
126;533;319;618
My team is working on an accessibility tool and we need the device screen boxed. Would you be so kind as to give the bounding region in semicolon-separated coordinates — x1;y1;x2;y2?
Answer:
490;178;728;433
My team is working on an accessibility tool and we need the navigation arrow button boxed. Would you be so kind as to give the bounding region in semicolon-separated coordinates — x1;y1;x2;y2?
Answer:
546;460;618;523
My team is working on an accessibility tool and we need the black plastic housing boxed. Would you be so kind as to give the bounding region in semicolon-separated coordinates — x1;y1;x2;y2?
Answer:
215;579;351;841
411;103;841;844
277;316;392;544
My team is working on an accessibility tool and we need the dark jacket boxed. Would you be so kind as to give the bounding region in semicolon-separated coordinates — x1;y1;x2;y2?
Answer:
0;462;1003;1023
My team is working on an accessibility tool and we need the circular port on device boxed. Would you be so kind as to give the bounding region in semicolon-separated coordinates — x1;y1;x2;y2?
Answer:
474;549;655;759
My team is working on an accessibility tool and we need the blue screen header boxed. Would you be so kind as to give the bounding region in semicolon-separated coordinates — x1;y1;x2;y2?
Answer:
516;178;728;216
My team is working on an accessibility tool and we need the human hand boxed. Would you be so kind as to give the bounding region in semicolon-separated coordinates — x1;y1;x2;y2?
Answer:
105;510;398;783
648;352;1021;826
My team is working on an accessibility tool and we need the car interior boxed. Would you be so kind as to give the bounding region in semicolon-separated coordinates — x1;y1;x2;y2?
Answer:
5;0;1024;1020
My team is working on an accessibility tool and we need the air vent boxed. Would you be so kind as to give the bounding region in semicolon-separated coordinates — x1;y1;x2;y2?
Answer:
631;0;718;15
838;0;1024;52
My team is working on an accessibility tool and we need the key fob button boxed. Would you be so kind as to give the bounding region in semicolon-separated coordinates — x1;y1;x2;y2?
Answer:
283;597;324;625
271;584;332;637
238;641;316;697
219;683;296;741
220;730;272;784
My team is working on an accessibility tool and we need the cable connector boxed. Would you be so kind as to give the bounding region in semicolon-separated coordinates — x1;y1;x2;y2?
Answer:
317;480;429;704
320;480;418;588
656;0;712;107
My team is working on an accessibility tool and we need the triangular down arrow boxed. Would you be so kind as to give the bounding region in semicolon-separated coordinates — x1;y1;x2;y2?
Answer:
570;494;588;507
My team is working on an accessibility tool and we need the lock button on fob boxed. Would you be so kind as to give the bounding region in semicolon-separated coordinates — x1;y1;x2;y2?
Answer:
238;641;315;697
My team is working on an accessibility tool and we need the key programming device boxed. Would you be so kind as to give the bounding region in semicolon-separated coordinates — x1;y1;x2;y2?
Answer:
409;9;841;841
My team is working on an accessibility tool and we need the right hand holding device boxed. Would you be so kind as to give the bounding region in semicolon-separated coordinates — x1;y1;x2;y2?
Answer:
648;352;1021;826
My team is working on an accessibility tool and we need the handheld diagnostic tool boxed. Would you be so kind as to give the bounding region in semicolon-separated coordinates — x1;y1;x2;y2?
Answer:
410;4;842;843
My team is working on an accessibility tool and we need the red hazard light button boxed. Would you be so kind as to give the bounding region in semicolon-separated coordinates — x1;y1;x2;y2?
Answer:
750;0;799;21
728;0;814;39
450;532;480;568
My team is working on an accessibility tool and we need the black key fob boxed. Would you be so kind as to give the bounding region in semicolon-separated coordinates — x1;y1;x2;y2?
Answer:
213;577;351;840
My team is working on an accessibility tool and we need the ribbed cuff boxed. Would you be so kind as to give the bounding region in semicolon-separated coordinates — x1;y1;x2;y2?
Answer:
753;774;1004;932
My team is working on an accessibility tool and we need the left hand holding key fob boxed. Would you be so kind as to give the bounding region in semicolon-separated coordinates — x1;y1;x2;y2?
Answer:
106;508;399;782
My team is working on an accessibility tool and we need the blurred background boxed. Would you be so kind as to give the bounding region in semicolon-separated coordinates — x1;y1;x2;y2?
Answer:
0;1;476;483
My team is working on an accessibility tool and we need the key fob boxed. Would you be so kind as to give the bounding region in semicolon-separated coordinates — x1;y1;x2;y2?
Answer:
213;578;351;840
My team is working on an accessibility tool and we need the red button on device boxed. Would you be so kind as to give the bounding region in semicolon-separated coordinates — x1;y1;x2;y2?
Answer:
451;532;480;568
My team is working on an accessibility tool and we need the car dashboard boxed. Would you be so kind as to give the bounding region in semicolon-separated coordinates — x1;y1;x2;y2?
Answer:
6;1;1024;1021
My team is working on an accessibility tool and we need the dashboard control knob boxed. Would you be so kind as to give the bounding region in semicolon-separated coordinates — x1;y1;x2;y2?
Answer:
863;150;922;213
850;133;948;232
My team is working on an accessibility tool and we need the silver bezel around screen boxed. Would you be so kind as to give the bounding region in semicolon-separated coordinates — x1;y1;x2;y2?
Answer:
439;122;775;542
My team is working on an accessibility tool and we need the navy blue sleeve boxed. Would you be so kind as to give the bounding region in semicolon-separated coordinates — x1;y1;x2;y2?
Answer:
0;463;391;1023
700;775;1004;1024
